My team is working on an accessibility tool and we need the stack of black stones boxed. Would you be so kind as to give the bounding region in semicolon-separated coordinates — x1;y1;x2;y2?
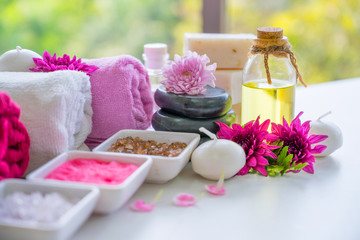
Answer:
152;85;236;141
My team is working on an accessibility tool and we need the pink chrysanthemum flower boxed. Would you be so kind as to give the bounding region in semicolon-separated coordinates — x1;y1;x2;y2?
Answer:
30;51;99;76
161;51;217;95
216;117;279;176
268;112;328;174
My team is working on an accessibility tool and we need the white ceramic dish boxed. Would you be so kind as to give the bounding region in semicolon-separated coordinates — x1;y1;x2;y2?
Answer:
27;151;152;214
93;130;200;183
0;179;99;240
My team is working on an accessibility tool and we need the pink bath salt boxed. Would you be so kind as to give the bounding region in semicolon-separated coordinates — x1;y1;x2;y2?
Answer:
46;158;139;185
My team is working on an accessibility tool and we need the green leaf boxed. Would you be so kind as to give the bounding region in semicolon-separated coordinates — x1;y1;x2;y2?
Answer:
280;146;289;158
266;165;284;177
266;146;297;176
270;141;284;156
271;165;284;172
268;171;279;177
284;154;293;166
248;168;256;174
277;146;288;165
266;156;277;165
293;163;308;171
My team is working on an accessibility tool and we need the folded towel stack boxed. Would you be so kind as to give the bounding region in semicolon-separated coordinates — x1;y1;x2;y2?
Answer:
84;55;153;148
0;91;30;180
0;71;92;173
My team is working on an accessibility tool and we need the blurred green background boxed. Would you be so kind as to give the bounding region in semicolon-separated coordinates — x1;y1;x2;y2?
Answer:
1;0;359;84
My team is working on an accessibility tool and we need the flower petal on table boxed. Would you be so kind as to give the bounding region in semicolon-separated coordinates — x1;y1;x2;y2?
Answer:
205;184;226;196
130;200;155;212
173;193;197;207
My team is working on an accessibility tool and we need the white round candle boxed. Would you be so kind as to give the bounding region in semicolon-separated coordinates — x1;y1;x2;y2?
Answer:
191;127;246;180
309;111;343;157
0;46;41;72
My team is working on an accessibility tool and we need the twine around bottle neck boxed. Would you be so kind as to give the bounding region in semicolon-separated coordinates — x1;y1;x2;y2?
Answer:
250;40;307;87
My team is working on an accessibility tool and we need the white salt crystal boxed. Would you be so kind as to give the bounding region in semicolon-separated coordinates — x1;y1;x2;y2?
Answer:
0;191;75;223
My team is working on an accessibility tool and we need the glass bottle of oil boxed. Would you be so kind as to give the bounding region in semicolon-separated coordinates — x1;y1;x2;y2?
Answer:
241;27;297;125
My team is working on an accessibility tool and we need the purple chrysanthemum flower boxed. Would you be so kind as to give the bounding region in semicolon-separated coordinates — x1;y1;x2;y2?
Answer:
268;112;328;174
30;51;99;76
161;51;217;95
216;117;279;176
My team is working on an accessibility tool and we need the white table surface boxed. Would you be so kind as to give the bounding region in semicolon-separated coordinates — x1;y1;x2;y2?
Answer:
74;78;360;240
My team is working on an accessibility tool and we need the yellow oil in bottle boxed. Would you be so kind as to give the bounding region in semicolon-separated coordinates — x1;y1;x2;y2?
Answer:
240;79;295;125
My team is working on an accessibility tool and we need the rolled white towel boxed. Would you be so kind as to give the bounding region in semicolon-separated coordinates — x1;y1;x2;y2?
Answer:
0;70;92;173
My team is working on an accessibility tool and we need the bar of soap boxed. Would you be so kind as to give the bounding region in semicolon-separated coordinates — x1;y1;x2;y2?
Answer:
213;69;243;105
154;85;232;118
213;69;243;122
152;109;236;136
183;33;255;69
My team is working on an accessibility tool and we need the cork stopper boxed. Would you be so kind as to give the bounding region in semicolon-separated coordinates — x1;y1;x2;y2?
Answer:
257;27;283;39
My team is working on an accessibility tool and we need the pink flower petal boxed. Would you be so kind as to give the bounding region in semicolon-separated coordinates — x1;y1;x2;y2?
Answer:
308;134;328;144
43;51;51;62
253;165;268;176
282;116;289;128
248;148;254;156
205;169;226;195
302;164;314;174
247;156;257;167
130;190;163;212
32;58;43;65
302;120;311;134
239;165;251;175
259;119;270;131
256;156;269;165
173;193;197;207
267;149;278;159
131;200;155;212
311;145;327;154
205;184;226;196
216;121;234;139
267;144;281;150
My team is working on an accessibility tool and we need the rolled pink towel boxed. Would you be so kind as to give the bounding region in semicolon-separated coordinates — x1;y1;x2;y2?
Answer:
84;56;153;148
0;91;30;180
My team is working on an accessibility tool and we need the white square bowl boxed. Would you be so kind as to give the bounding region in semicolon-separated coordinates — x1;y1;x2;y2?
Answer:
93;130;200;183
27;151;152;214
0;179;99;240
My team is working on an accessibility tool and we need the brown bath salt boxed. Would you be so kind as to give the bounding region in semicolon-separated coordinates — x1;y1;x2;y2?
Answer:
107;137;187;157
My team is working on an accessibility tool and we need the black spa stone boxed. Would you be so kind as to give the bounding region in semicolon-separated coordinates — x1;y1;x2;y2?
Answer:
154;85;232;118
152;109;236;136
